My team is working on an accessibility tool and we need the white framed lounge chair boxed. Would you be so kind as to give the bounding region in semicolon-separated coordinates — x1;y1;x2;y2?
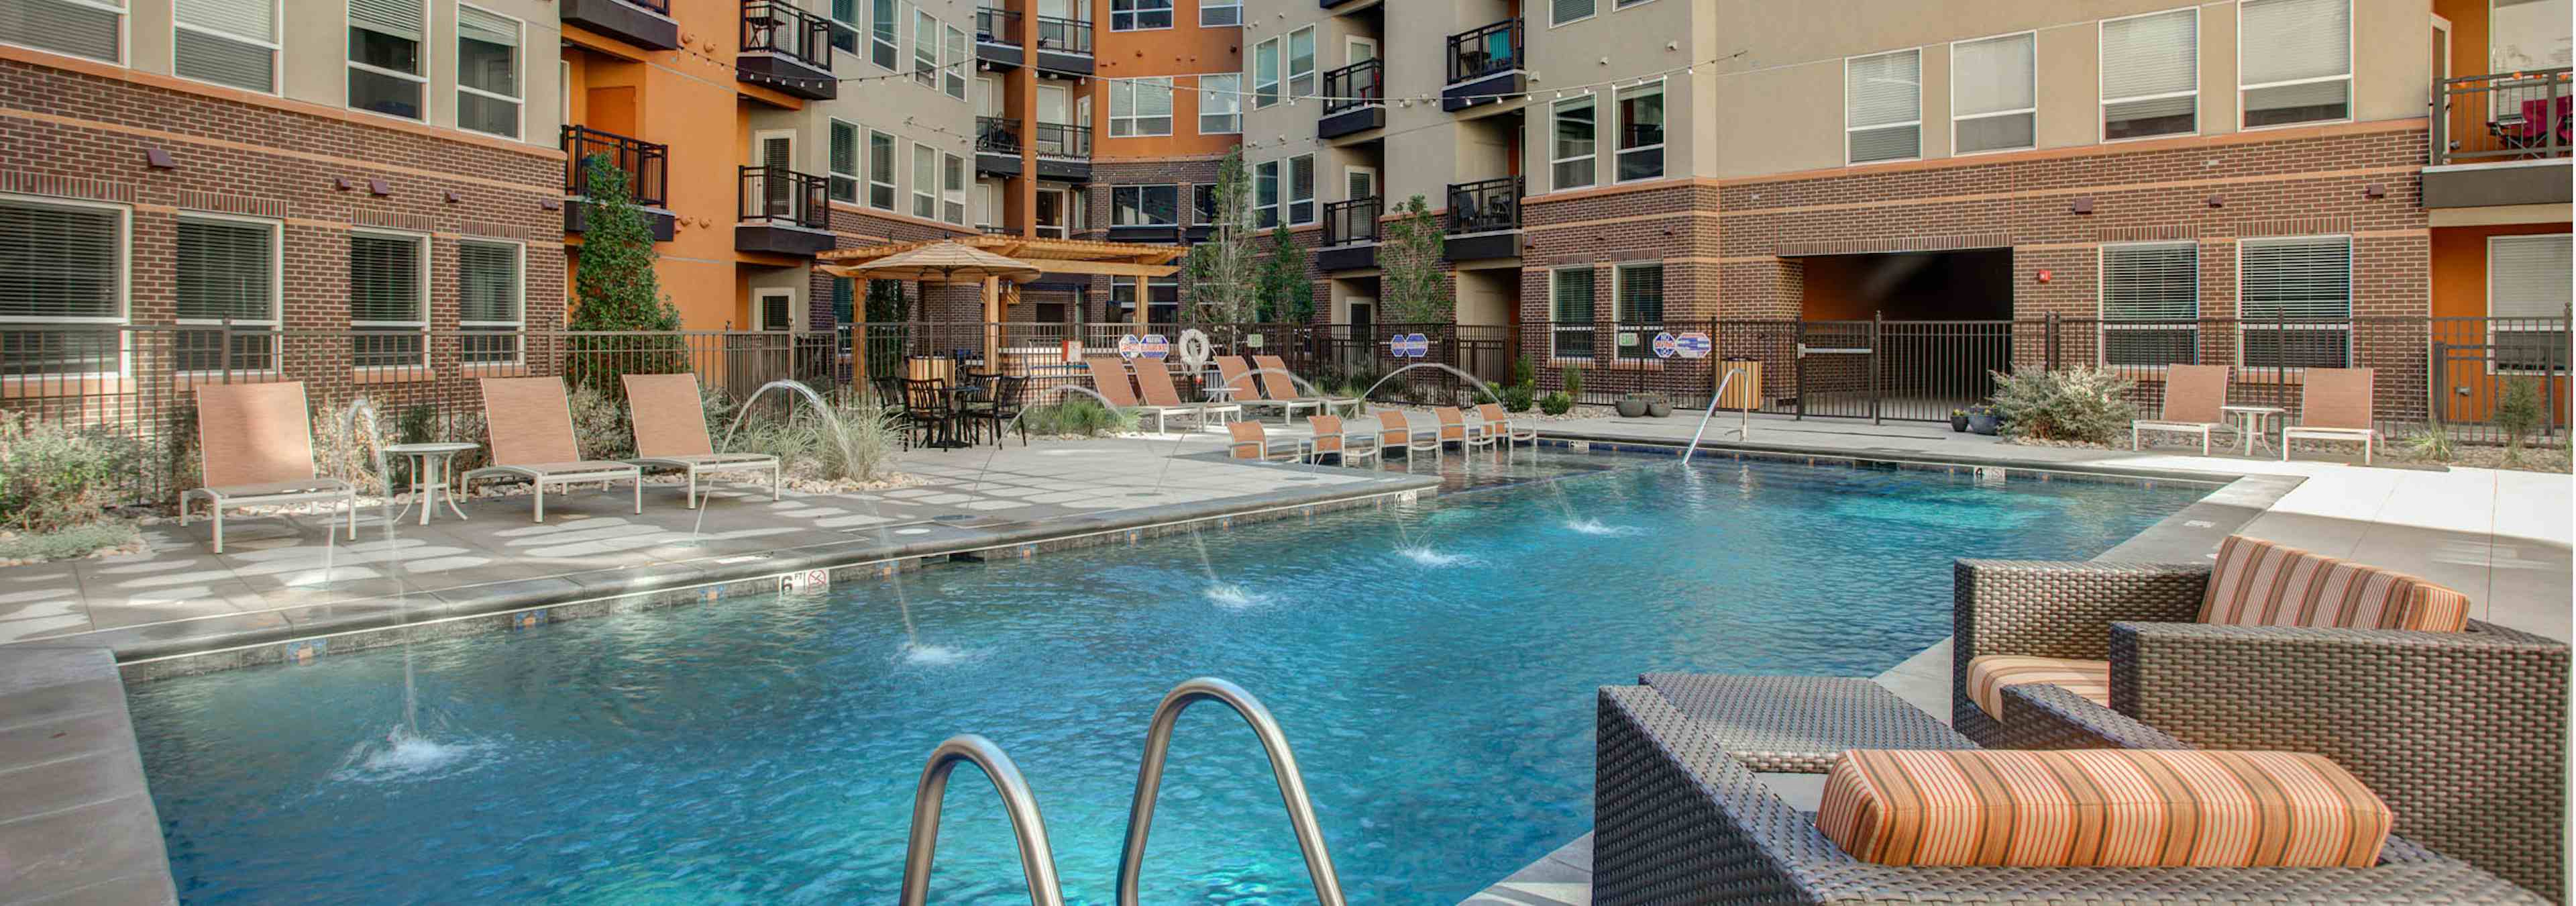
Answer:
460;377;644;522
1305;414;1381;465
1434;405;1495;450
2131;363;2235;455
1084;357;1198;434
180;381;357;554
2283;366;2379;464
1475;403;1537;445
1252;354;1361;417
1375;409;1441;458
1226;421;1309;462
1134;360;1240;428
622;373;782;509
1218;356;1320;423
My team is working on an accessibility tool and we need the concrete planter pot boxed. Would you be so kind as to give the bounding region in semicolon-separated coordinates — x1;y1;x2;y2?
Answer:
1615;398;1649;418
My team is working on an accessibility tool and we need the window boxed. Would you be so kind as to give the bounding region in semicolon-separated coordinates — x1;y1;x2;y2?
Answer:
176;0;277;93
755;291;792;332
1199;73;1241;134
828;120;860;202
2101;7;2197;140
1200;0;1239;28
1552;0;1595;28
1111;77;1173;136
2099;242;2199;366
174;214;277;372
1613;262;1664;360
1253;159;1279;228
1550;267;1595;359
1287;154;1316;225
870;0;898;68
1287;26;1317;99
1615;80;1664;181
1845;49;1918;164
455;5;521;139
1193;183;1218;224
2238;236;2351;369
0;197;125;377
2488;234;2571;374
1548;96;1597;192
2;0;123;64
1951;32;2034;154
867;130;898;210
1112;185;1178;225
942;152;967;225
1252;37;1279;108
913;8;938;87
458;239;522;364
975;182;996;230
830;0;857;52
830;278;855;325
2238;0;2349;128
1109;0;1169;30
348;0;428;120
2493;0;2575;70
349;232;426;368
911;142;938;219
943;24;967;99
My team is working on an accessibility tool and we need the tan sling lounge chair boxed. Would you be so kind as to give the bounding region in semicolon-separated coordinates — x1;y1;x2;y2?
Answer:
1083;357;1194;434
1305;414;1381;465
2282;366;2379;464
1433;405;1493;450
1225;421;1307;462
2131;364;2234;454
1475;403;1537;445
622;373;782;509
1133;359;1241;428
1252;354;1360;416
180;381;357;553
1375;409;1441;457
1218;356;1320;423
460;377;644;522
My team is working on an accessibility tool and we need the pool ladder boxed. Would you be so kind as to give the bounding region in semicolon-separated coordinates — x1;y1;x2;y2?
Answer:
896;676;1348;906
1681;366;1754;465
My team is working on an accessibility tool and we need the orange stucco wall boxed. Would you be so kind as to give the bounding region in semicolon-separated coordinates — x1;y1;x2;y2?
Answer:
1089;0;1242;160
2430;221;2572;423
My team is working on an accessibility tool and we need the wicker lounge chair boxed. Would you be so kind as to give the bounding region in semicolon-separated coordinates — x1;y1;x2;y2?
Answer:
2282;366;2379;463
1475;403;1536;445
1133;359;1240;428
1083;357;1196;434
1304;414;1379;465
1374;409;1440;458
1224;421;1307;462
179;381;358;554
1595;674;2546;905
1252;354;1360;415
459;377;643;522
621;373;781;509
1218;356;1320;423
1951;537;2569;899
1432;405;1492;450
2131;363;2234;454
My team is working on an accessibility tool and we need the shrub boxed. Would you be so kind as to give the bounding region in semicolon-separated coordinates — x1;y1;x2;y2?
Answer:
0;521;140;562
1561;362;1583;401
1986;366;2135;444
310;401;386;493
1538;391;1574;416
1502;383;1536;413
2494;377;2546;464
1511;355;1535;388
1018;399;1140;437
568;385;635;461
0;416;137;532
733;389;903;485
2401;428;2456;463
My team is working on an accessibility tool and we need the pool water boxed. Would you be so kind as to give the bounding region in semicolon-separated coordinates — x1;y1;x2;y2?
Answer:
129;454;2208;903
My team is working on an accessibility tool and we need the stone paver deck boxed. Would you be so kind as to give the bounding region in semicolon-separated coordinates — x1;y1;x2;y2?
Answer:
0;646;176;905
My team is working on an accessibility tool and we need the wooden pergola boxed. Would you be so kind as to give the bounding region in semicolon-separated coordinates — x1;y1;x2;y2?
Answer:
818;234;1185;327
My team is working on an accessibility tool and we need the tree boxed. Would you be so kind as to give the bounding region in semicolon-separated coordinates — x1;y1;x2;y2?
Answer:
1252;225;1314;323
1180;148;1260;323
865;279;907;323
1379;195;1448;324
566;154;685;396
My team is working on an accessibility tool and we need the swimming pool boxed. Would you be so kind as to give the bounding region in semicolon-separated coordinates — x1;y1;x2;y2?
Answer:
128;454;2209;903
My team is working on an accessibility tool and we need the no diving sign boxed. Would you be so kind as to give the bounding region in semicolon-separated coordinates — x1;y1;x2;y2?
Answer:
1388;332;1431;358
1672;332;1713;359
1117;334;1142;359
1651;332;1679;358
1140;334;1171;360
780;568;829;593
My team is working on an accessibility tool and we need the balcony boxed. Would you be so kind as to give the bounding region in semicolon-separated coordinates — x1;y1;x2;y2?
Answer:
2426;68;2572;208
1444;176;1522;261
975;7;1020;68
562;125;674;240
1320;58;1384;139
1033;15;1092;75
560;0;678;50
737;0;835;101
1032;121;1091;181
1318;197;1381;271
1443;18;1521;113
737;166;835;256
976;116;1023;177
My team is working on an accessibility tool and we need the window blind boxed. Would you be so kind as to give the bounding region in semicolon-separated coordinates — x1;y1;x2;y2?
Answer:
2101;243;2198;365
1953;32;2033;153
350;0;423;41
348;234;423;324
458;241;519;325
177;28;276;92
2;0;124;63
2240;236;2350;368
2489;235;2572;319
178;0;271;41
1845;50;1919;163
1552;268;1594;358
458;5;516;47
2239;0;2349;126
2102;9;2196;138
176;218;272;323
1552;0;1593;25
0;199;121;321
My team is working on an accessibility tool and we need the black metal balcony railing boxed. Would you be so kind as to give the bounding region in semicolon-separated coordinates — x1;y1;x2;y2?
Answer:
977;116;1021;154
1032;121;1091;158
1322;197;1381;246
740;0;833;72
975;7;1020;44
739;165;829;229
562;124;668;208
2432;68;2571;165
1447;176;1521;234
1446;18;1519;85
1034;15;1090;55
1322;58;1382;116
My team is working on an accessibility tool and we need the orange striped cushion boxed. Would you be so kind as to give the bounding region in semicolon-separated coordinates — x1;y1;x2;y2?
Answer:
2200;535;2470;632
1816;749;2393;868
1964;655;2110;721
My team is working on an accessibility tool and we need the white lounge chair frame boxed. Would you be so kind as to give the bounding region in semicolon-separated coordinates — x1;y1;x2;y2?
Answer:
460;377;645;522
623;373;783;508
179;381;357;554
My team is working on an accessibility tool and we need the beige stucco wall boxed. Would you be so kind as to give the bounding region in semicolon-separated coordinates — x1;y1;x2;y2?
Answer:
1522;0;1701;197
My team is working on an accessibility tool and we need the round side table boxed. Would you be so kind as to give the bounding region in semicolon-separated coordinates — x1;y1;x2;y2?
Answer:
2220;405;2287;457
385;442;480;525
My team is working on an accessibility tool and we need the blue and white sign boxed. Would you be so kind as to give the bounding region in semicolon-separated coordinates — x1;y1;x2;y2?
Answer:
1651;332;1679;358
1140;333;1171;360
1388;332;1432;358
1672;331;1713;359
1116;334;1142;359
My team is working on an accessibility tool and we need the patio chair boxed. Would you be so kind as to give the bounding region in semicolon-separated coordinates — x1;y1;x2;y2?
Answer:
970;374;1030;448
620;373;781;509
1217;356;1320;423
2131;363;2233;454
1083;357;1195;434
1375;409;1440;458
179;381;358;554
1305;414;1379;466
1432;405;1492;450
1252;354;1360;416
1224;421;1307;462
1475;403;1537;446
1952;534;2567;898
871;376;913;449
459;377;643;523
1134;360;1241;429
2282;366;2378;464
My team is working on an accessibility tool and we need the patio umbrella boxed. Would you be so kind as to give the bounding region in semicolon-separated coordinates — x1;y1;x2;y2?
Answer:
820;241;1044;285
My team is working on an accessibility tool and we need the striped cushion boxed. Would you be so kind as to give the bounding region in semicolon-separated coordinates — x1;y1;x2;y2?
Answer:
1816;749;2393;868
1964;655;2110;721
2200;535;2471;632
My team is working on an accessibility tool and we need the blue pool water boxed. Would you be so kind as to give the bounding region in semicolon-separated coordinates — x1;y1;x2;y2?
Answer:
128;454;2208;903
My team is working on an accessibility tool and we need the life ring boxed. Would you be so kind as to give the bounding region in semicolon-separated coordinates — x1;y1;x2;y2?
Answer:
1176;329;1214;370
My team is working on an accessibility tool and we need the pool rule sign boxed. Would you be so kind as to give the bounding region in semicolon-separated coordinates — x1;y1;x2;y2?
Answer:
1651;332;1680;358
1116;334;1142;359
1388;332;1432;358
1673;331;1713;358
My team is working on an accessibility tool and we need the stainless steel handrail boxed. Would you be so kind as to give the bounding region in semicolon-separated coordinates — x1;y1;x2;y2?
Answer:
1682;366;1750;464
1114;677;1346;906
898;734;1067;906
